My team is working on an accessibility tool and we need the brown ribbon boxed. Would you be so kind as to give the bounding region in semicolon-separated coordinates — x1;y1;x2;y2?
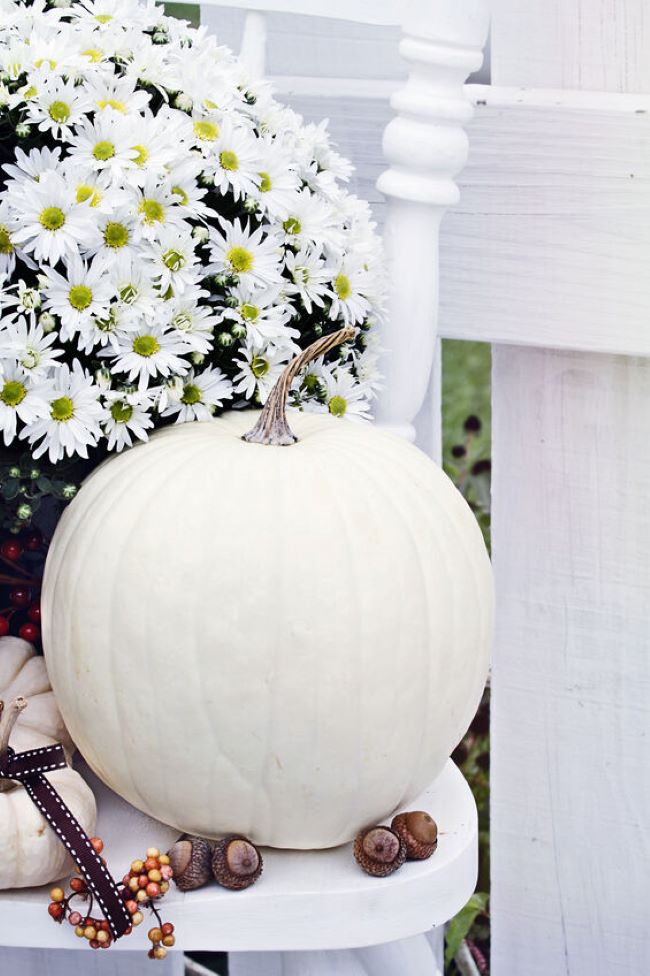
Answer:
0;743;131;939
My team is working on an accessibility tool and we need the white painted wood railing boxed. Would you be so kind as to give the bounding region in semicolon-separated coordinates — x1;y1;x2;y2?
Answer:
197;3;650;974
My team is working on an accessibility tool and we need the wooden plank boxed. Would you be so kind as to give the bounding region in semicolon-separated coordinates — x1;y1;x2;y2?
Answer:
491;0;650;93
491;346;650;975
439;85;650;355
199;0;404;26
0;948;184;975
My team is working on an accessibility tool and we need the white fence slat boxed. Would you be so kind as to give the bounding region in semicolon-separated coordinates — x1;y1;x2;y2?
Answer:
199;0;404;26
490;346;650;975
490;0;650;94
439;85;650;357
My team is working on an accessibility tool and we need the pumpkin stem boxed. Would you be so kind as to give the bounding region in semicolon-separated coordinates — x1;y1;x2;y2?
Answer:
242;327;356;446
0;697;27;792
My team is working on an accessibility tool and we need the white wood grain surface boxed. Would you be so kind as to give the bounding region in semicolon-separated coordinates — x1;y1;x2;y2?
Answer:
491;347;650;975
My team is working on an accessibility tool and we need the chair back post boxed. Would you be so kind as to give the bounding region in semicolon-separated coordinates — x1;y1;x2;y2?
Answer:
374;0;489;441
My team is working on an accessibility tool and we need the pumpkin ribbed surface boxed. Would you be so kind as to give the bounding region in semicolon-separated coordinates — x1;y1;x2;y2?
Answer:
42;413;493;849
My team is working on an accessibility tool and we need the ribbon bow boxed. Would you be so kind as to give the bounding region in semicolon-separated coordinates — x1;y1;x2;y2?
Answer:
0;698;131;939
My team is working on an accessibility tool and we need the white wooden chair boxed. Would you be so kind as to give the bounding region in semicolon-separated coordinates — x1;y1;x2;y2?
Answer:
3;1;649;974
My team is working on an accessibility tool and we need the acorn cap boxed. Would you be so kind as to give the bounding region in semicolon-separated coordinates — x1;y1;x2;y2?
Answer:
167;835;213;891
212;835;263;890
391;811;438;860
353;826;406;877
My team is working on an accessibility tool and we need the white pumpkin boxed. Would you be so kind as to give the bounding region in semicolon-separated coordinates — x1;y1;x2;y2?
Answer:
42;333;493;849
0;637;96;888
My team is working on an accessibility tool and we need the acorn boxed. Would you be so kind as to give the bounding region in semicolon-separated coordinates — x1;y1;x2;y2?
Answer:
353;826;406;877
167;835;213;891
391;811;438;860
211;835;263;890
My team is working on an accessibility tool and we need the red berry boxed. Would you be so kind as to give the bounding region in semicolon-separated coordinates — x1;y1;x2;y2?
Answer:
0;617;9;638
48;903;64;921
27;603;41;623
161;923;174;937
69;912;82;926
1;540;22;561
70;878;87;893
124;925;133;936
18;622;40;642
24;531;43;551
137;874;149;888
9;587;30;608
146;882;160;898
89;939;100;949
90;836;104;854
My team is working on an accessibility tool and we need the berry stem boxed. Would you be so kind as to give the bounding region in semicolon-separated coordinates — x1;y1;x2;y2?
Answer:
242;327;355;447
0;696;27;792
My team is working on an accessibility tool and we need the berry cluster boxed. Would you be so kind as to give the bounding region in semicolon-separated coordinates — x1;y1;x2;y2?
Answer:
0;529;46;645
47;838;176;960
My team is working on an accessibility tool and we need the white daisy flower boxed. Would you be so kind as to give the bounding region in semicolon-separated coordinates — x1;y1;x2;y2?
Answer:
163;289;219;355
1;314;64;379
103;388;153;451
207;218;283;289
284;245;335;314
3;146;62;186
252;139;301;219
43;255;114;342
327;259;372;326
85;72;151;117
207;117;261;202
84;208;140;266
0;361;49;445
162;366;233;422
107;323;191;390
24;74;92;139
129;177;186;242
233;344;291;404
0;198;16;278
321;366;372;421
66;112;137;177
222;282;297;350
147;226;199;295
20;359;107;462
280;188;344;251
9;170;94;265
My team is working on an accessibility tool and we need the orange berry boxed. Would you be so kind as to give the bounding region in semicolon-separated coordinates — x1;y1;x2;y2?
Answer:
138;873;149;888
161;923;174;936
162;935;175;947
70;878;86;893
146;882;161;898
90;837;104;854
132;911;144;926
99;920;110;932
48;902;64;920
144;857;158;872
124;925;133;936
148;927;163;943
49;887;65;903
126;900;138;914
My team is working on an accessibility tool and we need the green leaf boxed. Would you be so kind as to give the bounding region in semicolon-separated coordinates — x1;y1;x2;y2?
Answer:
444;892;489;967
2;478;19;500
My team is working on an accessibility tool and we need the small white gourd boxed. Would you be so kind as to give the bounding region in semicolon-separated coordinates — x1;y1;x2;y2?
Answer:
43;330;493;849
0;637;96;888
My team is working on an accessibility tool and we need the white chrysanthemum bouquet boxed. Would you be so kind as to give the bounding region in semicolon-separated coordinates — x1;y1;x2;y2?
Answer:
0;0;383;524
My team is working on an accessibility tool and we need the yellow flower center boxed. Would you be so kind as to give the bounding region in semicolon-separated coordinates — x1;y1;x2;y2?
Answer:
97;98;127;113
163;249;185;272
39;206;65;231
82;48;104;63
48;100;70;123
283;216;301;235
50;396;74;422
133;335;160;358
240;303;258;321
69;285;93;311
0;224;13;255
76;184;102;207
259;171;272;192
111;401;133;423
34;57;56;69
0;380;26;407
119;284;138;304
138;199;164;224
251;356;269;378
193;120;219;142
103;222;129;249
181;383;202;405
131;144;149;166
335;273;351;300
220;150;238;171
226;245;253;274
95;13;113;23
328;395;347;417
171;185;189;205
93;140;115;161
23;84;38;99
